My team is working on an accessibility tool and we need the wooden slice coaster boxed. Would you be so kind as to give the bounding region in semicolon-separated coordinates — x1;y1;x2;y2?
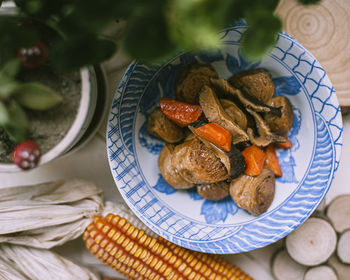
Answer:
271;249;307;280
326;195;350;233
328;254;350;280
337;230;350;264
286;217;337;266
276;0;350;106
304;265;338;280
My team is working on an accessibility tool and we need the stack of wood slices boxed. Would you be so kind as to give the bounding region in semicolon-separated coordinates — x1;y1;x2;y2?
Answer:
271;195;350;280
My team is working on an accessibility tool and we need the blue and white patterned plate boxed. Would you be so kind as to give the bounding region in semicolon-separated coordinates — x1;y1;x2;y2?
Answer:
107;25;342;254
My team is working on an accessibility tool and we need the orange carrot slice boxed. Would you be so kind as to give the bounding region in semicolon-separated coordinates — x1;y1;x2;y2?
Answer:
242;145;266;176
275;134;292;149
195;123;232;152
265;145;283;177
159;98;202;127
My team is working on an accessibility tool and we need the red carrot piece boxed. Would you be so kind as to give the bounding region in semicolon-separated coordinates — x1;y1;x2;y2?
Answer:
265;144;283;177
159;98;202;127
242;145;266;176
195;123;232;152
275;134;292;149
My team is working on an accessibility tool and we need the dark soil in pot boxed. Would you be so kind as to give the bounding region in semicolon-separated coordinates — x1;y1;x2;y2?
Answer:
0;66;81;163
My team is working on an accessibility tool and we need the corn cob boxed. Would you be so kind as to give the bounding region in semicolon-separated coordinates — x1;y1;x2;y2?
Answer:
83;213;253;280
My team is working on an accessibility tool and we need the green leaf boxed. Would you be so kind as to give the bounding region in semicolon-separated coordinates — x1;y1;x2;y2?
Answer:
0;77;20;99
50;34;117;71
3;100;28;143
13;82;63;111
241;15;282;61
0;59;21;79
123;11;177;62
0;101;9;125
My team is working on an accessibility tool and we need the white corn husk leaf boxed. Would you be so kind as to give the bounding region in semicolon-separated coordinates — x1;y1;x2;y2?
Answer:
0;179;103;249
0;243;100;280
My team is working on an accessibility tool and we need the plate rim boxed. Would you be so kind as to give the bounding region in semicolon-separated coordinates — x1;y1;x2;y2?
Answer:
106;26;343;253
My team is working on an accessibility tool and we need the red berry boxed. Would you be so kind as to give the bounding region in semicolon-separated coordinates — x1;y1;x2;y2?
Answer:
17;42;48;69
12;140;41;170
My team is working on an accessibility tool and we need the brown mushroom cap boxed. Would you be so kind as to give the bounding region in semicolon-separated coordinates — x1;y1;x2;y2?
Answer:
172;138;228;184
246;108;285;148
158;144;193;189
197;181;230;201
228;69;275;103
265;96;294;134
220;98;248;130
176;64;218;104
229;167;275;216
199;86;249;145
147;107;184;143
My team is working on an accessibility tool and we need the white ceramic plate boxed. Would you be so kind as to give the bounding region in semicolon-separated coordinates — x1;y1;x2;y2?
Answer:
107;25;342;254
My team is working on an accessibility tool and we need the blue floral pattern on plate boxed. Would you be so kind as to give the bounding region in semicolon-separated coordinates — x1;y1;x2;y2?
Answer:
107;26;342;254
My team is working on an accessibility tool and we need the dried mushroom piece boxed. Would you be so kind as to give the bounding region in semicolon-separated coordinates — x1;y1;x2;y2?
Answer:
199;85;249;145
210;78;281;117
230;167;275;216
197;181;230;201
172;138;229;184
264;96;294;134
228;69;275;103
246;108;285;148
220;98;248;130
176;63;218;104
158;144;193;189
147;107;184;143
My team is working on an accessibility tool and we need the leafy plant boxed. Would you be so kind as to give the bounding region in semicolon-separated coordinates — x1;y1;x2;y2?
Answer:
1;0;320;71
0;59;62;143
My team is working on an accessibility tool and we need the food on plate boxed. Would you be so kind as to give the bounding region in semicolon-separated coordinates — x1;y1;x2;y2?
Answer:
171;137;229;184
246;108;285;148
159;97;203;127
229;167;275;216
228;68;275;103
147;107;184;143
242;145;266;177
197;181;230;201
147;65;294;216
199;85;249;145
175;63;218;104
264;96;294;134
220;98;248;130
158;144;193;189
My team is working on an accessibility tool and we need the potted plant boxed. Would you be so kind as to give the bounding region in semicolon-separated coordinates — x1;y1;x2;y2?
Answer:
0;6;99;171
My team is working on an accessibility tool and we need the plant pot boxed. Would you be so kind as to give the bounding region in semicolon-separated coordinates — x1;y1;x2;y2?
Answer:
0;6;103;172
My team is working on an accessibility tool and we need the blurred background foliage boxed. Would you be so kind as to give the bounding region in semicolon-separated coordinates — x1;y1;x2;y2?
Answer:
1;0;320;71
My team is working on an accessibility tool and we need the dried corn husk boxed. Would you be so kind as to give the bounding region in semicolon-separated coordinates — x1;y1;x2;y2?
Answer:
0;243;100;280
0;179;103;249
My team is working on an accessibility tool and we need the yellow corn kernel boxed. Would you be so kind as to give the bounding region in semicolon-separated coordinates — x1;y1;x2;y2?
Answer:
83;214;253;280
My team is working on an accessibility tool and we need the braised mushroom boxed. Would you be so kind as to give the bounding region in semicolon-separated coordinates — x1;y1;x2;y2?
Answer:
147;107;184;143
265;96;294;134
228;69;275;103
230;167;275;216
176;63;218;104
197;181;230;201
220;98;248;130
158;144;193;189
210;78;281;117
172;138;229;184
189;124;246;179
198;85;249;145
246;108;285;148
